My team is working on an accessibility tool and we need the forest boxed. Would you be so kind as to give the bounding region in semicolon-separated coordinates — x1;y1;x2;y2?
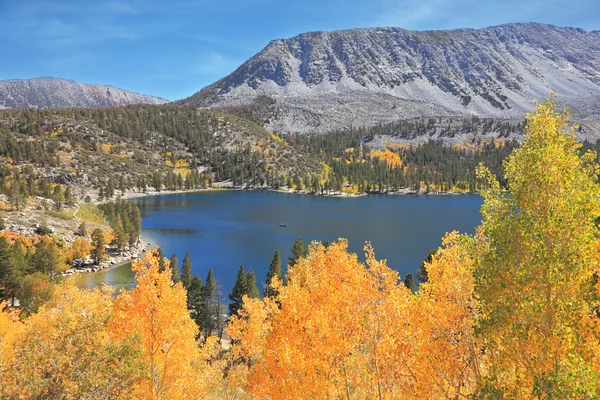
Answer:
0;105;528;199
1;99;599;398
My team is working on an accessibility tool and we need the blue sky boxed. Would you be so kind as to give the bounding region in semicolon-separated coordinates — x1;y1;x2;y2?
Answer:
0;0;598;100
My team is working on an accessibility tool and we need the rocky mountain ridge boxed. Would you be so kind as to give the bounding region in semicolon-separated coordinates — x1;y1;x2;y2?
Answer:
0;77;168;109
180;23;600;135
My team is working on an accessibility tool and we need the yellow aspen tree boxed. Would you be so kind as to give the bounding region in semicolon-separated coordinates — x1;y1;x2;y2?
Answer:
378;231;481;398
109;249;222;399
474;97;600;397
0;302;23;397
0;283;144;399
228;238;481;399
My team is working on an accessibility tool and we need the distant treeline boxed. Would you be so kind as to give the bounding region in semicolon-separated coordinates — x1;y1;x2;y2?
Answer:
4;106;600;195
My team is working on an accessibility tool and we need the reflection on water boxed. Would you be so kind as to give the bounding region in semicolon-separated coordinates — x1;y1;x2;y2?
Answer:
76;262;136;292
143;227;200;235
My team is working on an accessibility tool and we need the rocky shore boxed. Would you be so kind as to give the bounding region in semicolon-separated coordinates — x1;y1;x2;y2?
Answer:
62;239;153;277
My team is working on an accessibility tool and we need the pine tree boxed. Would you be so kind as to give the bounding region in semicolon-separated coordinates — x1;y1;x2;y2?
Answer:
187;275;204;322
169;253;181;283
0;237;14;301
156;248;165;272
403;273;417;292
264;250;283;297
181;251;193;289
31;240;60;278
76;222;87;237
199;268;218;338
417;249;436;284
229;265;248;317
64;186;72;206
246;270;260;299
289;238;308;267
91;229;106;265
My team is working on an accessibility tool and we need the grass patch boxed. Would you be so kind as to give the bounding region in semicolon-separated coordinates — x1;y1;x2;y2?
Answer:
76;203;105;224
45;210;74;221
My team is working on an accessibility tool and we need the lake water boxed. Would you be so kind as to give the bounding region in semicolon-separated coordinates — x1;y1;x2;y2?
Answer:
78;190;484;298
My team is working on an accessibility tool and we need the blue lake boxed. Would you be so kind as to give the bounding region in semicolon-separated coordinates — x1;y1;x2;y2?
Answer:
78;190;484;299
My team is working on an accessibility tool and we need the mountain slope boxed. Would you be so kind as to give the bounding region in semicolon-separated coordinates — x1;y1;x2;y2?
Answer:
180;23;600;135
0;105;319;200
0;77;168;109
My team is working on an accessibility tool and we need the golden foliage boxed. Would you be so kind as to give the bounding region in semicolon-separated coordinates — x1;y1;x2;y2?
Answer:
474;96;600;397
0;283;144;399
1;97;600;398
100;143;112;154
371;148;403;168
76;202;105;224
110;249;222;399
228;236;479;399
65;237;91;263
270;132;284;144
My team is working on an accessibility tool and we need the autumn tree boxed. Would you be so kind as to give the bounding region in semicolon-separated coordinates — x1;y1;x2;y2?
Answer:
0;283;145;399
474;97;600;397
228;238;481;399
66;237;91;264
110;249;222;398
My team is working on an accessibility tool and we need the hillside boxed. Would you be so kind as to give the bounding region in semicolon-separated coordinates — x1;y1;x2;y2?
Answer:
0;77;168;109
180;23;600;136
0;105;320;204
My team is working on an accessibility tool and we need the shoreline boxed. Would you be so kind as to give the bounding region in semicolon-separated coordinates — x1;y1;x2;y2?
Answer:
114;185;473;202
12;185;474;281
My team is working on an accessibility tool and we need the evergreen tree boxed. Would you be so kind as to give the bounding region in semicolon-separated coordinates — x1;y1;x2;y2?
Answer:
229;265;248;317
10;182;27;210
169;253;181;283
76;222;87;237
289;238;308;267
181;251;193;289
64;186;73;206
403;273;417;292
199;268;218;338
5;241;26;305
264;250;283;297
417;249;436;284
187;274;204;321
246;270;260;299
156;248;165;272
91;229;106;265
31;240;60;278
0;237;14;301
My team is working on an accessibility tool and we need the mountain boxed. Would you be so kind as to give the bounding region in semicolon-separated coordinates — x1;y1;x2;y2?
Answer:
180;23;600;135
0;77;168;109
